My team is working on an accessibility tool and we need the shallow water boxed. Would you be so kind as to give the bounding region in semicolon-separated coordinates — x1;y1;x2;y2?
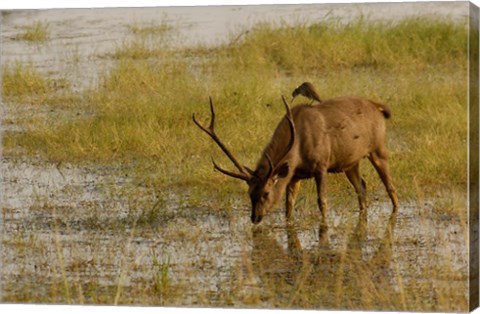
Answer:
0;158;468;309
0;3;470;310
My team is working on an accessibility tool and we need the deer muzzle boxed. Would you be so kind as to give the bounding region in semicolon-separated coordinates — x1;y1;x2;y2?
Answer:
251;213;263;224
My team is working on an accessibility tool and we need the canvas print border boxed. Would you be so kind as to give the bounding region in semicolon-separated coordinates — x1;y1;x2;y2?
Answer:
469;1;479;311
1;1;479;312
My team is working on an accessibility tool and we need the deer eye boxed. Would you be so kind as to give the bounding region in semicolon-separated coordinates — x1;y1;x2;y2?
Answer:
263;192;269;199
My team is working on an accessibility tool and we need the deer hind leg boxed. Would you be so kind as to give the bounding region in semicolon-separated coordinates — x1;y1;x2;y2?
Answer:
368;148;399;212
314;168;328;221
344;162;367;211
285;178;301;220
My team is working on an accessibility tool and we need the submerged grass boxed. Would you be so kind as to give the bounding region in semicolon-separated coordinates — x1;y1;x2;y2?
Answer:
4;17;468;201
128;21;173;36
15;21;50;42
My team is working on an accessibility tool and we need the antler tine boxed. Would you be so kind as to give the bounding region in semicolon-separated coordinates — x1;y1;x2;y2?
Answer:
192;97;216;135
274;95;296;167
281;95;294;120
208;96;215;130
192;113;210;136
281;95;295;143
193;97;252;181
212;158;250;181
265;153;274;178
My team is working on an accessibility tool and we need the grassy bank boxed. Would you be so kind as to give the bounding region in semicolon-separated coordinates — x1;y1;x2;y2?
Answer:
3;17;468;201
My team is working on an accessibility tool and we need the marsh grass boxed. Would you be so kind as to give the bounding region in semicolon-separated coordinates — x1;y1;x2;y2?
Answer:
4;17;468;200
103;20;174;60
105;39;170;60
2;17;470;310
128;21;173;36
2;62;72;105
15;21;50;42
221;17;467;75
3;63;54;99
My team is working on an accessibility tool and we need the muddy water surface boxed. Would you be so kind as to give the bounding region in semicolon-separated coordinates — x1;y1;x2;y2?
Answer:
1;156;468;308
0;3;470;310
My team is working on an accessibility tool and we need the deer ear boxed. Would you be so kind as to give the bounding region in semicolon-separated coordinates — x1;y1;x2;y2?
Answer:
273;162;289;179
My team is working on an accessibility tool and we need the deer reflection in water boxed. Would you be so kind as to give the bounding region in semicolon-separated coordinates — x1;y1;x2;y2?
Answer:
249;212;398;309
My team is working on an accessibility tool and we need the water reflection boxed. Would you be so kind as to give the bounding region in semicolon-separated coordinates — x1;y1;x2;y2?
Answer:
250;212;398;309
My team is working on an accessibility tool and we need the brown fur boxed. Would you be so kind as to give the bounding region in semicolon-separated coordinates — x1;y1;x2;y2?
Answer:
193;96;398;225
248;96;398;224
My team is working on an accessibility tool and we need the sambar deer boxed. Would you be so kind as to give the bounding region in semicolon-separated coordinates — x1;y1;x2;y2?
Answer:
192;96;398;224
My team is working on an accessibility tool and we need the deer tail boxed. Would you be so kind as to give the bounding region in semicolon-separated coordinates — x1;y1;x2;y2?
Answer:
371;101;391;119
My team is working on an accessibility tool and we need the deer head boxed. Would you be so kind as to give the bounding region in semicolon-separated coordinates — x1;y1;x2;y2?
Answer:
193;96;295;224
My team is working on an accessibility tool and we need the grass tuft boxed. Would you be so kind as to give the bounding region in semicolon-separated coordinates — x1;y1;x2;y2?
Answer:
3;63;53;98
15;21;50;42
2;62;73;108
128;21;172;36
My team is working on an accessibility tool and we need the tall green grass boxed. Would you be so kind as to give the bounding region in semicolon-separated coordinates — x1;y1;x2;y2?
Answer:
4;17;468;199
2;62;71;105
220;17;467;74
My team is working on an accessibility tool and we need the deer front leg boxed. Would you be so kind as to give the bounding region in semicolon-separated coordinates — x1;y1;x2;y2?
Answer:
315;168;328;221
285;178;301;220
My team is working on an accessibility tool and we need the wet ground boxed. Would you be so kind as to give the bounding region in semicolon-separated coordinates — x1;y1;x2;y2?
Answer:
0;155;468;308
0;3;470;310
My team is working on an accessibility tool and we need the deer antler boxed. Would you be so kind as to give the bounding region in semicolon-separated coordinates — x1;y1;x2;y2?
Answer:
277;95;296;163
262;96;296;178
192;97;252;182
